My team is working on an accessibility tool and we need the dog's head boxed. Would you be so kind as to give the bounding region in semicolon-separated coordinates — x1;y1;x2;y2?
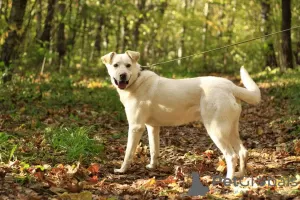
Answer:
101;51;141;90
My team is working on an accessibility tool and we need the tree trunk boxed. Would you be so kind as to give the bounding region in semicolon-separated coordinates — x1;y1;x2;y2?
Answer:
281;0;293;70
36;0;42;38
261;0;277;68
95;16;103;56
121;16;129;52
57;0;66;71
115;12;121;52
104;26;109;51
95;18;103;54
295;41;300;65
133;0;147;50
80;4;87;67
224;0;236;72
0;0;28;83
67;0;82;67
218;2;226;70
294;2;300;65
40;0;57;47
202;2;210;71
178;0;188;66
94;0;105;56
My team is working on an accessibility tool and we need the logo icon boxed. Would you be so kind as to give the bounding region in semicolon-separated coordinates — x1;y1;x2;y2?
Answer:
188;172;209;196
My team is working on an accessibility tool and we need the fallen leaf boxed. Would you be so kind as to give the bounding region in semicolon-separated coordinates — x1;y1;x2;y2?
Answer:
204;150;214;159
216;157;226;172
137;177;156;189
294;139;300;155
59;191;92;200
156;176;176;187
87;175;98;184
66;181;84;193
257;127;264;135
34;171;44;181
87;163;100;174
66;162;80;174
174;166;184;180
49;186;67;194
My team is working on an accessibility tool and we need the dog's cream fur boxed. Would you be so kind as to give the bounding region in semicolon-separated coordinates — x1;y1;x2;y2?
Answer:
101;51;261;179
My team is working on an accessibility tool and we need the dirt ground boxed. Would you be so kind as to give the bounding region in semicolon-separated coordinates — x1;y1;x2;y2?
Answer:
1;85;300;200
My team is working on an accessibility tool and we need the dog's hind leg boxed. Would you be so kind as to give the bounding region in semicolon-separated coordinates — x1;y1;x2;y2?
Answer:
210;134;238;179
114;124;145;173
204;121;238;179
145;125;160;169
231;120;248;178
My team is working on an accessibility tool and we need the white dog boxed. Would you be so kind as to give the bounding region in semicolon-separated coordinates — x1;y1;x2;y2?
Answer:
101;51;261;179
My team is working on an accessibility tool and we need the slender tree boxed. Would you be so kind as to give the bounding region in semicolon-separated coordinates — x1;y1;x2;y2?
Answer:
0;0;28;82
36;0;42;38
115;11;121;52
133;0;147;50
80;3;87;66
178;0;188;66
39;0;57;47
121;16;129;52
95;4;104;56
295;41;300;65
67;0;83;67
281;0;293;70
261;0;277;68
57;0;66;71
202;2;210;70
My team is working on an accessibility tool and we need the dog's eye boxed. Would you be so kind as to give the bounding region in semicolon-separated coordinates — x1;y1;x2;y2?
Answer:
126;64;131;68
114;64;118;67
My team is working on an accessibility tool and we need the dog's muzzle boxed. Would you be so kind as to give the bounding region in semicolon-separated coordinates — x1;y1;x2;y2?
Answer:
114;73;129;89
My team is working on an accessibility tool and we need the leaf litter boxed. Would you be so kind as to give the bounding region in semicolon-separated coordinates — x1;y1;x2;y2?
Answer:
0;76;300;199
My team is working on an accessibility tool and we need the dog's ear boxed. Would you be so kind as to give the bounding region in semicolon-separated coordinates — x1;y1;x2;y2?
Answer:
101;52;116;64
126;50;140;63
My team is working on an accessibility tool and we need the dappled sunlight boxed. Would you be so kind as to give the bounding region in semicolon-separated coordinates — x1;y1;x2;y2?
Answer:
1;68;300;199
75;78;112;89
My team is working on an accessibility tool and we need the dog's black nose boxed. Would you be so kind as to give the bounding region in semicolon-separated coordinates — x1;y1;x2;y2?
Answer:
120;73;127;81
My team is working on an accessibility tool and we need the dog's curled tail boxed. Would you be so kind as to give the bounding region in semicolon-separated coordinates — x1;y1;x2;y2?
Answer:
233;66;261;105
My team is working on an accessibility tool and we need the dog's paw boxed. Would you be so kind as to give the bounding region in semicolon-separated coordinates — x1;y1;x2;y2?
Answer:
146;164;157;169
114;168;127;173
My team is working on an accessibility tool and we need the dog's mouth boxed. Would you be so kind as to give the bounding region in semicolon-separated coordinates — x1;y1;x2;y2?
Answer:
114;78;129;89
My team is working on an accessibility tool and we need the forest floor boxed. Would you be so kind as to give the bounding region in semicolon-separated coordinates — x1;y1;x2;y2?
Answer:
0;68;300;199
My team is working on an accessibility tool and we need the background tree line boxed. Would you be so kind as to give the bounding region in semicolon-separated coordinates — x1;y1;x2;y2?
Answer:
0;0;299;82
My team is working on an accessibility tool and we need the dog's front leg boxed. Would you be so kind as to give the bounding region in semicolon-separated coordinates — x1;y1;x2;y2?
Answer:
114;124;145;173
146;125;160;169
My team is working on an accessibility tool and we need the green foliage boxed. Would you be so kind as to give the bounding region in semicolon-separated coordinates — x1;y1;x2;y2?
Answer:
0;0;299;76
47;126;104;162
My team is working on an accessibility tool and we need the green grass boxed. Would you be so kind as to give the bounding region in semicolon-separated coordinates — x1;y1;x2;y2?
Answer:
0;72;126;164
47;126;104;162
0;72;126;125
0;132;10;161
0;132;17;162
256;67;300;115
